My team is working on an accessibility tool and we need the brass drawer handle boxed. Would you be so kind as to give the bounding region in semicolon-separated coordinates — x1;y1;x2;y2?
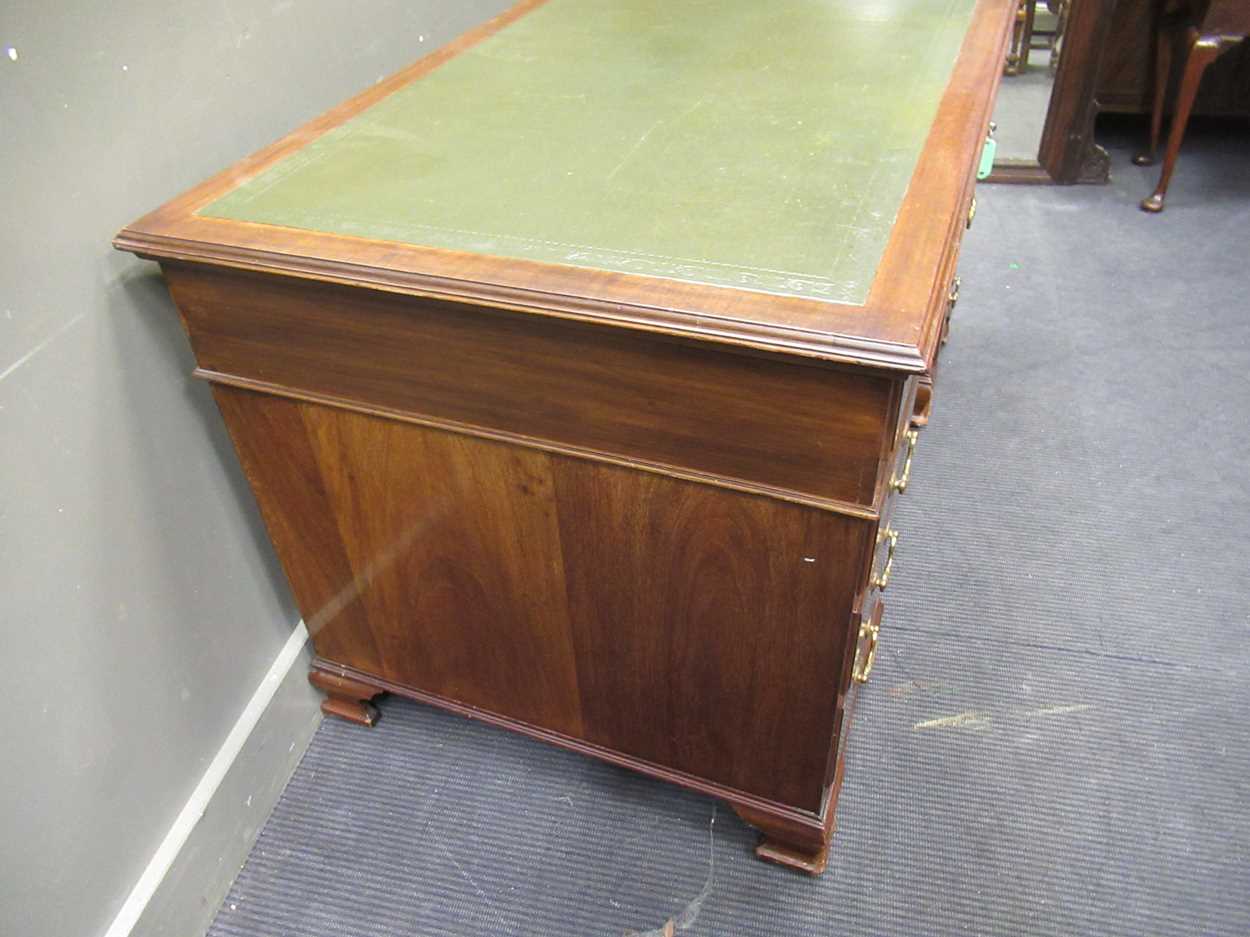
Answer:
890;429;918;494
871;526;899;590
966;196;977;229
948;275;961;307
853;617;880;684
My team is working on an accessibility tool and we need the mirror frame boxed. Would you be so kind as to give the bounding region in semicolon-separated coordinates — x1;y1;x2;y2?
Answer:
986;0;1117;184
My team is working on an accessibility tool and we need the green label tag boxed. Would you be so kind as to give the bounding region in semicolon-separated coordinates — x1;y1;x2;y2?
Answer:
977;135;997;180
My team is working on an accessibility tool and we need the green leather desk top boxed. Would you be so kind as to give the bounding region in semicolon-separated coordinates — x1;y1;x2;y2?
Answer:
201;0;979;305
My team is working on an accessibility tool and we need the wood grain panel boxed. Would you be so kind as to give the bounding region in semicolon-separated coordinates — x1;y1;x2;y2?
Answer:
168;263;897;508
1097;0;1250;116
551;459;872;811
216;386;585;736
212;384;384;671
299;401;586;737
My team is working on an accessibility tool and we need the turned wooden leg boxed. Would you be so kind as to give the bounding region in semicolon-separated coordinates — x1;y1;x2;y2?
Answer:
309;668;383;726
731;804;833;876
1133;6;1177;168
1140;29;1226;213
1019;0;1036;73
1005;0;1033;75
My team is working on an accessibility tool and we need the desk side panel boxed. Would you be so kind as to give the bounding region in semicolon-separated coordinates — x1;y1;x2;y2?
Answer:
166;264;895;509
551;457;869;811
211;387;870;810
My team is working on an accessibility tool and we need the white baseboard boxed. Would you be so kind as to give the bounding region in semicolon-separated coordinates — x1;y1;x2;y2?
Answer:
103;621;322;937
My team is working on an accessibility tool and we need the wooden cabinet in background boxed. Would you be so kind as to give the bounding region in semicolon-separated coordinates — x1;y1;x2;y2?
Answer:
115;0;1014;874
1099;0;1250;115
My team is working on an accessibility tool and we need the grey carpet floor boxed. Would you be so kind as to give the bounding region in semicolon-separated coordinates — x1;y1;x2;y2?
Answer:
207;122;1250;937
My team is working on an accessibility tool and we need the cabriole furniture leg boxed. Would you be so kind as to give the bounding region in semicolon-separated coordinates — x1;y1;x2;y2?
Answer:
1134;2;1250;212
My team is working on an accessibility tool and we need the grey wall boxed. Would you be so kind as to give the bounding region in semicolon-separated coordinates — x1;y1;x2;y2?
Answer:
0;3;510;936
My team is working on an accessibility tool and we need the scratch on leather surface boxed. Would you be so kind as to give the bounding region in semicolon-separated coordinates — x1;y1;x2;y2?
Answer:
606;97;708;183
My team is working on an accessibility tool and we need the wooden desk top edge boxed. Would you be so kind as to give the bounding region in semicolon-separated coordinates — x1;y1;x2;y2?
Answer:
114;0;1015;373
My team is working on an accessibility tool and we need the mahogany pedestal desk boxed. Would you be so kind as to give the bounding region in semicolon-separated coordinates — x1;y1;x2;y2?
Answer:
116;0;1013;875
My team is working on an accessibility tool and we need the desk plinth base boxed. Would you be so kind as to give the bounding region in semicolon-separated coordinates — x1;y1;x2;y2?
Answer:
754;838;831;876
731;804;836;876
309;661;841;874
309;669;382;727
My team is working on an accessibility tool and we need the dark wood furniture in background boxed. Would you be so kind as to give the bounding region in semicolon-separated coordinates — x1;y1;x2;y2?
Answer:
1132;1;1250;212
1006;0;1040;74
1098;0;1250;115
114;0;1014;875
1035;0;1120;182
1006;0;1069;75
